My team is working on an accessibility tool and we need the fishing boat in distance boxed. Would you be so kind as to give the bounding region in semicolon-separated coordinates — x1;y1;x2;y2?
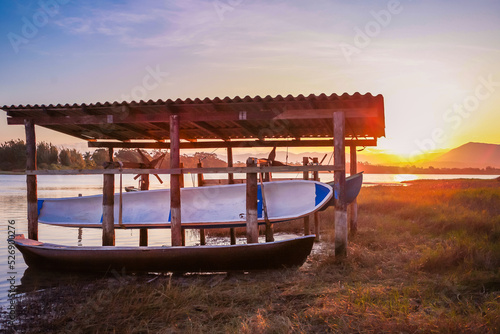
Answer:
37;180;333;229
13;234;316;273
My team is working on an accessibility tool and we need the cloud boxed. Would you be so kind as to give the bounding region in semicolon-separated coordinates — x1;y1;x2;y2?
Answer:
51;0;347;61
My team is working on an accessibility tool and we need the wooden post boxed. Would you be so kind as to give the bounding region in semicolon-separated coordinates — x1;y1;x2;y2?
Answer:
334;111;347;257
170;114;182;246
108;147;114;164
179;162;186;246
349;144;358;236
197;162;206;245
230;228;237;245
260;173;274;242
179;162;185;189
227;147;237;245
102;148;115;246
246;157;259;244
227;146;234;185
313;157;320;241
264;172;272;182
200;229;206;245
25;119;38;240
139;173;149;246
197;162;204;186
140;174;150;190
302;157;310;235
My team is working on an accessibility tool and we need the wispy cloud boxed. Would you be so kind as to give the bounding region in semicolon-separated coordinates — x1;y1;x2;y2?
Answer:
54;0;215;47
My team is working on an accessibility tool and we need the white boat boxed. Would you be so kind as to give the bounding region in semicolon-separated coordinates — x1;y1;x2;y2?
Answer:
37;180;332;229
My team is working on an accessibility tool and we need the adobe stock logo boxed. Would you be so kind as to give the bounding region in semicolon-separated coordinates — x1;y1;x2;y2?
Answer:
339;0;405;63
7;0;70;54
213;0;244;21
119;65;170;102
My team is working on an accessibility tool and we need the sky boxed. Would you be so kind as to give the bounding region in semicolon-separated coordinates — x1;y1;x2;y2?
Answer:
0;0;499;163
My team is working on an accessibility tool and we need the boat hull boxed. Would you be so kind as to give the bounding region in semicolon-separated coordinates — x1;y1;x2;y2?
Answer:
320;172;363;211
14;234;316;273
37;180;332;229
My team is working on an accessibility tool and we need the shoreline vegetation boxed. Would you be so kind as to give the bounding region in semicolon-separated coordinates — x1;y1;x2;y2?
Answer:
1;139;499;175
1;179;499;333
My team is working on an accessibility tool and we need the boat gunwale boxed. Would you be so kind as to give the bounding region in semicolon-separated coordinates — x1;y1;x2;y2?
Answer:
14;234;317;251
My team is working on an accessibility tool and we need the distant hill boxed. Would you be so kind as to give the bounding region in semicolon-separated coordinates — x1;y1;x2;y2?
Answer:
424;142;500;168
228;142;500;169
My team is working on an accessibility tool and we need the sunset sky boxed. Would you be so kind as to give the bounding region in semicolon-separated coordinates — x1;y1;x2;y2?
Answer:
0;0;499;162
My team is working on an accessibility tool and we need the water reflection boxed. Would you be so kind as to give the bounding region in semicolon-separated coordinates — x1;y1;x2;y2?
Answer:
394;174;419;183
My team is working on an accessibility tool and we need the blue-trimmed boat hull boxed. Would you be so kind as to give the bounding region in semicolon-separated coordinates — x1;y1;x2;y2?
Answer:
37;180;333;229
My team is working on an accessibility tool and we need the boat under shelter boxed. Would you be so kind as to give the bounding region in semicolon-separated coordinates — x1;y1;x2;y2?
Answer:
2;92;385;257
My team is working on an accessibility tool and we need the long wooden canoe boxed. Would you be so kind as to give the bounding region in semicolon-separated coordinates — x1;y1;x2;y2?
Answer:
37;180;332;229
13;234;316;273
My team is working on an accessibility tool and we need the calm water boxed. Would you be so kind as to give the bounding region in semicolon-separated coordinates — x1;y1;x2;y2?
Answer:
0;173;497;308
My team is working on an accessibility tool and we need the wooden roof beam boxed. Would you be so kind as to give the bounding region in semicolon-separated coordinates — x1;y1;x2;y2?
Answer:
189;121;229;140
6;107;380;126
114;123;165;141
77;124;131;142
88;138;377;149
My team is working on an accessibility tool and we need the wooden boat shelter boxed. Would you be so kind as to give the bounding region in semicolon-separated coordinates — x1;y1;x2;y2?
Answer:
2;92;385;257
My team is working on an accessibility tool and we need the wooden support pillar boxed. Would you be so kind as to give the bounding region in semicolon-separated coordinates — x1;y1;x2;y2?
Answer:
313;157;320;241
260;172;274;242
334;111;347;257
197;162;206;245
302;157;310;235
179;162;186;246
139;173;149;246
227;147;237;245
246;157;259;244
102;148;115;246
197;162;204;186
140;174;150;190
108;147;114;163
179;162;185;189
227;146;234;185
25;119;38;240
200;229;206;245
349;144;358;236
263;172;271;182
139;229;148;247
170;114;182;246
230;228;237;245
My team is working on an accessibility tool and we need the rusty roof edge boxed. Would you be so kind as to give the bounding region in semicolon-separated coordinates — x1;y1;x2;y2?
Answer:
1;92;384;110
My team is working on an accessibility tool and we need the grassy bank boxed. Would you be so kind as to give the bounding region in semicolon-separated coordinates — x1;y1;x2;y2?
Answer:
2;179;499;333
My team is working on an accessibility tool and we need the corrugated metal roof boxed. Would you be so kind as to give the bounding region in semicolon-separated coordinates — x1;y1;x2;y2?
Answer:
2;93;384;143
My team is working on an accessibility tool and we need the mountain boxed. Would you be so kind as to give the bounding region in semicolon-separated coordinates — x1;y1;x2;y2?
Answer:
424;142;500;168
227;142;500;169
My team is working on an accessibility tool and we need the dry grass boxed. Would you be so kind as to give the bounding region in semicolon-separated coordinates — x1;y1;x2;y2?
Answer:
2;179;499;333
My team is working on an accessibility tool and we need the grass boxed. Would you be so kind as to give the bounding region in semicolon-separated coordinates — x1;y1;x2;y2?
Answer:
2;178;499;333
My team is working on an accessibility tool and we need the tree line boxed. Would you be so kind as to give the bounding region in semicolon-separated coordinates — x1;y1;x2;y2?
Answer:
0;139;110;170
0;139;229;171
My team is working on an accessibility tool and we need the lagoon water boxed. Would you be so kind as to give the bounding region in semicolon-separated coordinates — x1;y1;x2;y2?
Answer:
0;173;497;309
